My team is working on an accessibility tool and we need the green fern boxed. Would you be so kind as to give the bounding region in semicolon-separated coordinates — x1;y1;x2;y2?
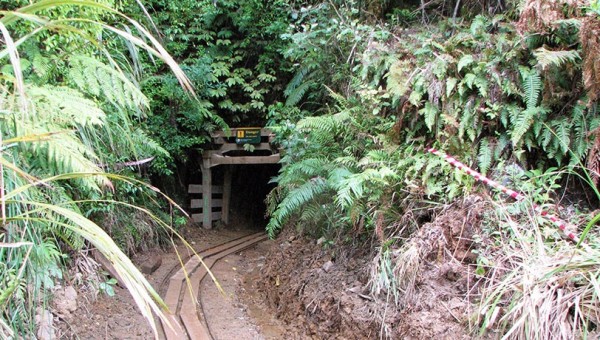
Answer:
266;177;329;237
533;47;580;70
519;66;542;109
28;85;106;127
284;64;317;107
420;102;439;131
511;107;539;146
478;138;493;175
67;56;149;111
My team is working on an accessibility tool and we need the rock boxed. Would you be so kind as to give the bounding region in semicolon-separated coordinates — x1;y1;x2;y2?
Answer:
317;237;326;245
36;307;55;340
347;286;362;293
322;260;334;273
53;286;77;318
448;297;464;310
440;262;462;281
140;254;162;274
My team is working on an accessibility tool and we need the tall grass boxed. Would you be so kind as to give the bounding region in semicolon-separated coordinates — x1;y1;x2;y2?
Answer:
476;166;600;339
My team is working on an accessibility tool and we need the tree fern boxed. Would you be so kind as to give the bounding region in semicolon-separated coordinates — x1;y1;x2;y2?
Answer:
28;85;106;127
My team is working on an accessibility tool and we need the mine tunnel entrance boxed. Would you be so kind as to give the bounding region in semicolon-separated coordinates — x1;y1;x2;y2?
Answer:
215;164;279;230
187;128;282;231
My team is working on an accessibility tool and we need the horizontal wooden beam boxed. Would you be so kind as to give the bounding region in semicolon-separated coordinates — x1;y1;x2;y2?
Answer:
191;212;221;223
215;143;274;153
209;154;280;165
188;185;223;194
190;199;222;209
211;128;273;139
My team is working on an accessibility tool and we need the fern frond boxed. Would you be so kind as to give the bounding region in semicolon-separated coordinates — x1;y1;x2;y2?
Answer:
266;177;329;237
495;134;510;159
284;64;317;107
298;115;336;133
279;158;329;185
519;66;542;109
534;47;581;70
550;117;571;154
67;55;149;111
511;107;537;145
419;101;439;131
285;79;314;107
28;85;106;127
478;139;493;175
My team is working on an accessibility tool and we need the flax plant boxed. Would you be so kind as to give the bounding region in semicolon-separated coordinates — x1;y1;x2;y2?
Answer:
0;0;204;337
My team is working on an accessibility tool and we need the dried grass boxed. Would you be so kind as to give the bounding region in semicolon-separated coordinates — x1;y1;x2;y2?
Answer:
516;0;585;34
580;17;600;104
478;202;600;339
369;223;446;308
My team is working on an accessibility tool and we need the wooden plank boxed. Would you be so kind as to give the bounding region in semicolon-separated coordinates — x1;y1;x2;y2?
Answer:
210;154;280;165
162;313;187;340
172;232;264;279
216;143;273;153
222;167;232;225
191;212;221;223
176;235;268;340
178;256;217;340
200;162;212;229
190;199;222;209
188;185;222;194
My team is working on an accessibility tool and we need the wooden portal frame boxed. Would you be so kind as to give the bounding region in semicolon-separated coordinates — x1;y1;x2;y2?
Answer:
192;128;280;229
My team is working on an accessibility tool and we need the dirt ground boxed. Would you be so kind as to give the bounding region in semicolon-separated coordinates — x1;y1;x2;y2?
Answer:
55;226;293;339
257;196;489;339
54;196;489;339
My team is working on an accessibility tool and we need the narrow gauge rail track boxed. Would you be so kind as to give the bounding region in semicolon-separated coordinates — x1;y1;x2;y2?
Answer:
159;232;268;340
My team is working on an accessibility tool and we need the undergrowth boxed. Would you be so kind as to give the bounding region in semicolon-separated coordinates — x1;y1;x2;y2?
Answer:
266;1;600;338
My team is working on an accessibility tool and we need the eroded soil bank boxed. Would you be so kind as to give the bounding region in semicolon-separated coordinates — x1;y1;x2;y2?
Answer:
257;197;490;339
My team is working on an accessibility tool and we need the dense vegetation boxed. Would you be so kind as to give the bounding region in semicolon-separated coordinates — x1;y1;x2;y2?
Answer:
0;0;194;336
2;0;600;338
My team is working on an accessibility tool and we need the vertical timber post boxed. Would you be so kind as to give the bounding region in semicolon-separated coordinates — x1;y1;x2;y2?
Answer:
200;157;212;229
222;166;232;225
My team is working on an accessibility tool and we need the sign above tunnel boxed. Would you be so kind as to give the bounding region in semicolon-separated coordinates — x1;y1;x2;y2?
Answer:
235;128;262;144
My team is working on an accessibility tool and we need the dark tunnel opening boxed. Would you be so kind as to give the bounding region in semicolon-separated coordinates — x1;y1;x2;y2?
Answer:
189;163;280;231
228;164;280;230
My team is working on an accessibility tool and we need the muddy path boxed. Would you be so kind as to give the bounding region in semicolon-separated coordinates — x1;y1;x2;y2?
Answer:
56;227;292;339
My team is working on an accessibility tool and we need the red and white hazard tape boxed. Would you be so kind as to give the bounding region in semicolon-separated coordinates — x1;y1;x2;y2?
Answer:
427;148;580;243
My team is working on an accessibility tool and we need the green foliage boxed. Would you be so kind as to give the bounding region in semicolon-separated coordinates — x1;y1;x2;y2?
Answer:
269;7;599;247
123;0;295;173
0;1;196;337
